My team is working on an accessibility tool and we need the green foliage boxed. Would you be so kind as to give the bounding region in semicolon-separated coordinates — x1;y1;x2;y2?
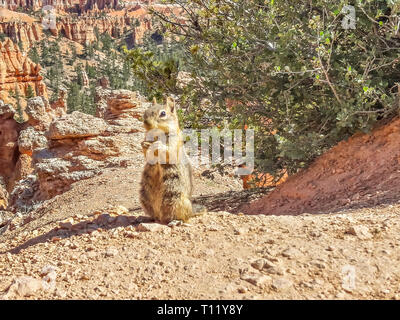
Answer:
125;36;187;100
100;33;113;52
66;82;96;115
69;44;77;65
26;85;35;99
85;61;97;79
102;48;134;90
28;46;40;64
82;44;95;59
74;63;84;86
127;0;400;177
14;86;24;123
40;39;61;67
17;41;23;52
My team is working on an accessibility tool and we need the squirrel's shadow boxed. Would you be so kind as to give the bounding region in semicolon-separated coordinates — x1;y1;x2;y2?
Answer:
4;212;154;255
192;188;272;214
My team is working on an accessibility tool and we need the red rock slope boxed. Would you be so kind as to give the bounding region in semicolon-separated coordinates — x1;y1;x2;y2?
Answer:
244;118;400;215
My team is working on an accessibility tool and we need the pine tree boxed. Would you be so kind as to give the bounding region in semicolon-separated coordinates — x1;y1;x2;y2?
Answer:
15;86;24;123
17;41;23;52
67;82;81;113
70;44;77;65
26;85;35;99
29;46;40;64
75;64;84;87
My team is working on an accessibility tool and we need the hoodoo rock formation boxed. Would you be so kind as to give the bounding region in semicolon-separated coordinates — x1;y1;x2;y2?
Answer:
56;10;151;45
0;38;47;104
0;2;177;48
0;0;75;11
82;0;119;11
0;21;43;51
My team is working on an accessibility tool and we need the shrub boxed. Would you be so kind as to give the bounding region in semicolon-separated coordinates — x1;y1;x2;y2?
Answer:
126;0;400;178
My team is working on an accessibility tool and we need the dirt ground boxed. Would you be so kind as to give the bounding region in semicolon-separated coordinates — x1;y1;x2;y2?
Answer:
1;164;399;300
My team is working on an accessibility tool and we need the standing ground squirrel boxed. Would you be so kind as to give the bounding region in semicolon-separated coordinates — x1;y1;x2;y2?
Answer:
140;97;205;224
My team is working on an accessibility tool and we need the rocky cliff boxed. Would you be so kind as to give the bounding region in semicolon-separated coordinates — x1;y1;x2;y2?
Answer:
0;85;147;212
0;21;43;51
81;0;119;11
0;0;77;11
0;2;176;48
0;38;47;105
0;101;20;207
56;8;151;45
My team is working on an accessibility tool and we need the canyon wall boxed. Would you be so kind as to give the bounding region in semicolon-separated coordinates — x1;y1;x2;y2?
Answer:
0;2;178;48
0;38;47;104
0;0;77;11
0;20;43;51
56;7;152;45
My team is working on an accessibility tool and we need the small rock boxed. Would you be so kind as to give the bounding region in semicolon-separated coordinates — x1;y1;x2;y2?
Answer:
251;259;266;271
105;247;119;257
80;274;90;281
59;218;74;230
237;287;247;294
124;231;138;238
241;272;271;287
234;228;248;235
271;278;292;292
108;205;129;216
309;231;322;238
207;225;221;232
336;292;346;299
262;253;279;262
264;266;284;275
251;258;276;271
310;260;326;269
87;251;98;259
54;287;66;298
346;225;373;240
136;223;170;233
281;247;301;259
51;236;62;242
40;265;58;285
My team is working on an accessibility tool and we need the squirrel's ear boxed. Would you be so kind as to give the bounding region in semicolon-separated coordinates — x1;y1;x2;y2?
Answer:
166;97;175;113
153;97;157;104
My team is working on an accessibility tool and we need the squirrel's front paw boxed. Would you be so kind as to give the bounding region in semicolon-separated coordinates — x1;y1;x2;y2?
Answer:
141;141;152;151
145;141;168;164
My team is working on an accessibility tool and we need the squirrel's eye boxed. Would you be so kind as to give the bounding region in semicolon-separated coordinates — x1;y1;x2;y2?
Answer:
160;111;166;117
